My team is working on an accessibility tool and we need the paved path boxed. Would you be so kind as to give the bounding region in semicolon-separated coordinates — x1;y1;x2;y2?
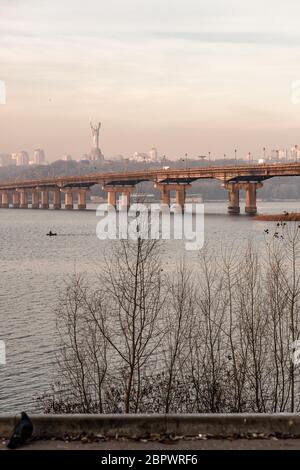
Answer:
1;438;300;450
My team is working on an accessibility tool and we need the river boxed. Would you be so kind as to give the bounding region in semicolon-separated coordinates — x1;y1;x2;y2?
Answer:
0;200;299;413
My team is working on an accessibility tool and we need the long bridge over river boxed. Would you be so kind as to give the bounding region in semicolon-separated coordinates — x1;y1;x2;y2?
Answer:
0;162;300;215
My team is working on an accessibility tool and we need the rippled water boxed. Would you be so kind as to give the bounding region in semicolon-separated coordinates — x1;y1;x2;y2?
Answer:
0;200;299;413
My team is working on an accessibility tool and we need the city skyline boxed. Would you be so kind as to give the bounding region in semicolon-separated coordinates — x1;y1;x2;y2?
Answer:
1;0;300;160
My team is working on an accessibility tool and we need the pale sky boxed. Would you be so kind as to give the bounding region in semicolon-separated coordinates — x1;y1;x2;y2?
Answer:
1;0;300;160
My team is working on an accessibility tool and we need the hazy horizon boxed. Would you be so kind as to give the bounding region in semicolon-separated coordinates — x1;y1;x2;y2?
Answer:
1;0;300;161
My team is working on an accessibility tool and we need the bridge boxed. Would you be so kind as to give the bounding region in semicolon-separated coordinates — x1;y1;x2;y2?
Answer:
0;162;299;215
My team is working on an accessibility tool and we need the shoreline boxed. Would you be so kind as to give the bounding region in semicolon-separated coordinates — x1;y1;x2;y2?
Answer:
255;213;300;221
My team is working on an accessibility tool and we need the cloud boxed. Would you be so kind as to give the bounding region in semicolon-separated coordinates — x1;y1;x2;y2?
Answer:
1;0;300;158
0;81;6;104
154;31;300;47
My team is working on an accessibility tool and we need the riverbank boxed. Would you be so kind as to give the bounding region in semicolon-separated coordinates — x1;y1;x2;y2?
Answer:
255;212;300;221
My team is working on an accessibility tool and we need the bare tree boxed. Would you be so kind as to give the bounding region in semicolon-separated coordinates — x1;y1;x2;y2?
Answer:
162;261;195;413
264;233;290;411
236;243;270;412
266;223;300;411
91;237;166;413
221;247;248;412
56;274;108;413
44;222;300;415
187;248;228;412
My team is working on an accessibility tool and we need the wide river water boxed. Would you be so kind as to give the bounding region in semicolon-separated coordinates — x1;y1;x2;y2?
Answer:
0;200;299;413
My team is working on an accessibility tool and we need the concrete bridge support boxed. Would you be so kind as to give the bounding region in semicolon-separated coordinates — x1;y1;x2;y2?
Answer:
102;186;119;209
154;184;170;207
64;190;73;210
107;190;117;208
120;187;134;211
155;183;189;210
226;183;240;214
175;186;186;210
31;190;39;209
1;191;9;208
53;189;61;210
102;186;135;210
77;190;87;210
160;187;170;207
20;190;28;209
41;190;49;209
244;182;263;215
12;191;20;208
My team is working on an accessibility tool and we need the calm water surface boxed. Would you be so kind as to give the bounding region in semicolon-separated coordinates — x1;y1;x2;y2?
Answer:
0;200;299;412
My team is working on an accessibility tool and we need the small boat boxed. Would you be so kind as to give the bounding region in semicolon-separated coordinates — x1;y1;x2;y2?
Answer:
46;231;57;237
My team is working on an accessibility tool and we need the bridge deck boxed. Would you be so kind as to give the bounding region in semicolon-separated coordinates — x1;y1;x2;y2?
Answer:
0;162;300;190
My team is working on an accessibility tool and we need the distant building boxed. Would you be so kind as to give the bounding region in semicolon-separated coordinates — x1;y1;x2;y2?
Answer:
32;148;45;165
131;148;158;163
14;151;30;166
269;149;286;161
148;147;158;162
279;149;287;160
131;152;149;162
110;154;124;161
291;146;300;160
0;154;15;167
62;154;72;161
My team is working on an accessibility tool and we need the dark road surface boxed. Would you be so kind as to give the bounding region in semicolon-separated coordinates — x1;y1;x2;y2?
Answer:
1;438;300;450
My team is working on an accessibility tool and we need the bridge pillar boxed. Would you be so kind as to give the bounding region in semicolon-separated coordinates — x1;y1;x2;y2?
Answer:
244;182;263;215
156;185;170;207
20;190;28;209
1;191;9;208
53;189;61;210
64;190;73;210
31;190;39;209
155;183;190;209
77;189;87;210
120;187;134;211
107;190;117;208
102;186;135;210
175;186;186;210
226;183;240;214
102;186;118;209
41;190;49;209
12;191;20;208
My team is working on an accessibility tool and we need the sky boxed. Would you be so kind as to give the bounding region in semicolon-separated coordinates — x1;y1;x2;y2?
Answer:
1;0;300;161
